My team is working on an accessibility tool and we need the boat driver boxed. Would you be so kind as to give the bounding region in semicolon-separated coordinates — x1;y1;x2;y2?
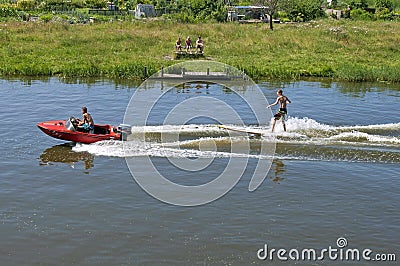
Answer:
77;106;94;133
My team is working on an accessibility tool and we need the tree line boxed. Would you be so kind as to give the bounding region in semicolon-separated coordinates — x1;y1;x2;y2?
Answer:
1;0;399;24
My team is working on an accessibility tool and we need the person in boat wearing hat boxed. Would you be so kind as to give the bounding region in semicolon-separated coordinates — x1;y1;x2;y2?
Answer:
77;106;94;133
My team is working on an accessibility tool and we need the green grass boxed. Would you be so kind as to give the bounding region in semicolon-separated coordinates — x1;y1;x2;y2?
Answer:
1;19;400;82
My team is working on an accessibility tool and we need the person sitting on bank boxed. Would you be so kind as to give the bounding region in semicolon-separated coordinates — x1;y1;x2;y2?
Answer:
185;36;192;53
195;36;204;53
77;106;94;133
175;37;182;52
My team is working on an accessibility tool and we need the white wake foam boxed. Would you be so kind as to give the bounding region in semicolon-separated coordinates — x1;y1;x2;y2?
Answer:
271;117;400;146
284;117;334;132
72;139;270;159
72;118;400;161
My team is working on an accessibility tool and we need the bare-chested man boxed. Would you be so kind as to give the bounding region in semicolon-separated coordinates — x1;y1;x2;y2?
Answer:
77;106;94;133
267;89;291;132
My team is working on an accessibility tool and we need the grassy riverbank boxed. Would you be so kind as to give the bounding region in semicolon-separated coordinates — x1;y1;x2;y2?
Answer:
1;19;399;82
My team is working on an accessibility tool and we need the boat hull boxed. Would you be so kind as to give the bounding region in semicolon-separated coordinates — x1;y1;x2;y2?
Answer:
37;120;121;144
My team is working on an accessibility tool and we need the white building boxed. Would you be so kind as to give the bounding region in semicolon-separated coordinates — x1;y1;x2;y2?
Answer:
135;4;156;19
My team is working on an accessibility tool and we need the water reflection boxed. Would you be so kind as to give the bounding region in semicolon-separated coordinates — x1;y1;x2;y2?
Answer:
335;81;400;97
39;143;94;170
173;82;211;94
59;77;141;89
4;76;399;97
271;159;285;183
2;76;141;89
260;78;400;98
157;81;240;95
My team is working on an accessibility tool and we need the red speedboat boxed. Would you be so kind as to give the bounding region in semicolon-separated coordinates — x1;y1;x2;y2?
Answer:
37;117;131;144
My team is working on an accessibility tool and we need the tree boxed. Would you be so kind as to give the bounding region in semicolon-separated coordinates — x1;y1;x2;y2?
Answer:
253;0;280;30
349;0;368;10
283;0;325;22
375;0;394;10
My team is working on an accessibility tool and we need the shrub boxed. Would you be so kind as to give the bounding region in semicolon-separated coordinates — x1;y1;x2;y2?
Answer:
40;13;54;22
286;0;326;22
375;7;393;19
276;11;288;21
375;0;393;10
0;4;18;17
16;0;36;11
162;0;226;22
85;0;107;9
348;0;368;10
350;8;374;20
165;11;195;23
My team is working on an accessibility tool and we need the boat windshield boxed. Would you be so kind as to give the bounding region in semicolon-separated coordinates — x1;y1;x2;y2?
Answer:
65;118;76;131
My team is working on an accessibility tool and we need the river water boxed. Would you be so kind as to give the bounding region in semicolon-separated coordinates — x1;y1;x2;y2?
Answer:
0;77;399;265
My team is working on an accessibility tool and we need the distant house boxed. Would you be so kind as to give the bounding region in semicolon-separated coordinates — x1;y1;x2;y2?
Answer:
227;6;269;22
325;9;342;19
135;4;156;19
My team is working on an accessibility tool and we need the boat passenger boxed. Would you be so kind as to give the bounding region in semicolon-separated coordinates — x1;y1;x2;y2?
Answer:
77;106;94;133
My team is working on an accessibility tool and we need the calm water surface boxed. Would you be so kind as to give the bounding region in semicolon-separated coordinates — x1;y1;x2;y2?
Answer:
0;78;399;265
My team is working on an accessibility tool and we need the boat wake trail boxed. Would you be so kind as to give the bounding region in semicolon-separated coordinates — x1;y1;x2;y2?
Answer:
269;117;400;163
72;118;400;163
